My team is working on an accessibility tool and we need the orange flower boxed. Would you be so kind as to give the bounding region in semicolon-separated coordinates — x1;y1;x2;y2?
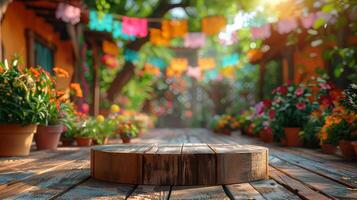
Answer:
29;67;40;77
70;83;83;97
53;67;69;78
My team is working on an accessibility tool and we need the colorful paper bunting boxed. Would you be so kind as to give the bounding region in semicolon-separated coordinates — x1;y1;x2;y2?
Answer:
148;57;166;69
222;53;239;67
300;13;317;29
184;33;206;48
204;69;219;81
89;10;113;32
202;16;227;36
122;16;148;38
276;18;298;34
187;67;201;80
56;3;81;25
170;58;188;72
220;66;236;79
198;58;215;71
251;24;271;40
112;21;136;41
162;20;188;38
150;28;170;46
124;49;139;62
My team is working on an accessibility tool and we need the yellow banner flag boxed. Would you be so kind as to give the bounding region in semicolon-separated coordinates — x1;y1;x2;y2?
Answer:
162;20;188;38
150;28;170;46
202;16;226;36
198;58;215;71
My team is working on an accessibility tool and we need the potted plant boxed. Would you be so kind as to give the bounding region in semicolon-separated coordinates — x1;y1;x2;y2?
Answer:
33;67;71;150
0;59;50;156
319;116;340;154
60;102;81;146
300;110;324;148
271;83;314;147
93;115;117;145
341;84;357;156
117;121;139;143
75;117;97;146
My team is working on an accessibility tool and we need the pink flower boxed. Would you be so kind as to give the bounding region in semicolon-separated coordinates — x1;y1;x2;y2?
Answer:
269;110;276;119
296;102;306;110
295;87;304;96
319;83;331;90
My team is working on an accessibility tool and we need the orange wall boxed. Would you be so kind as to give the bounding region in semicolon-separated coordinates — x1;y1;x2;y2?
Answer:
1;1;74;89
293;46;325;83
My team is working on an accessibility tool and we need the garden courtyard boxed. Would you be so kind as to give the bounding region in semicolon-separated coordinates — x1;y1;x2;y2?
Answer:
0;0;357;199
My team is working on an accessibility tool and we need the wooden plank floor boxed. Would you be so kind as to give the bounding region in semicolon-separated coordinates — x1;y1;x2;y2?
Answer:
0;128;356;200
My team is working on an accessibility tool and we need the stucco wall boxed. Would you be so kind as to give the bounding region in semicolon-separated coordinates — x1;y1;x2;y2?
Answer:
1;1;74;89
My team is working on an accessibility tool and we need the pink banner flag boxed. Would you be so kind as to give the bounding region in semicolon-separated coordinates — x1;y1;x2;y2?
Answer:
251;24;271;40
184;33;205;48
122;16;148;38
187;66;201;80
300;13;317;29
276;18;298;34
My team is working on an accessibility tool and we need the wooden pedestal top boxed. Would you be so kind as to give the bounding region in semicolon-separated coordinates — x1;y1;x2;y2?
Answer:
91;143;268;186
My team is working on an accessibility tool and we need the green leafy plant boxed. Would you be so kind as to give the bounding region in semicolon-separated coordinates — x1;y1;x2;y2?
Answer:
60;102;80;139
0;59;50;125
341;84;357;113
76;117;98;138
94;115;118;144
300;116;323;148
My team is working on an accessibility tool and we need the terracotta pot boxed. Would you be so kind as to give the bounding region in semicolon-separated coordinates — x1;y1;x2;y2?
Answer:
0;124;37;156
61;138;75;147
122;137;131;143
259;130;266;142
284;127;303;147
75;137;92;147
93;137;109;145
222;129;232;136
339;140;356;160
280;138;287;146
321;144;337;154
260;129;273;143
352;141;357;156
34;124;63;150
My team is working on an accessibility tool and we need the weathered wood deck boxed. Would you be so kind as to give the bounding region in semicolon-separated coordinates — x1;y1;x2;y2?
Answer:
0;128;356;199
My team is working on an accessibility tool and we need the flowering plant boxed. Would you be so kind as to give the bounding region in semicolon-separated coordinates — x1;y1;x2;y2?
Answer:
249;100;272;135
212;115;240;132
319;105;357;144
270;82;315;128
0;59;50;125
117;121;139;138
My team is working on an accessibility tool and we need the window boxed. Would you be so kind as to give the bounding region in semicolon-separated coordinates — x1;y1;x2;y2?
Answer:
26;29;55;73
34;40;54;73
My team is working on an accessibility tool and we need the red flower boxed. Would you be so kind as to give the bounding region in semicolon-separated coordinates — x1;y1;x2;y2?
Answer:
319;95;333;107
263;99;272;108
273;86;288;95
269;109;276;119
295;87;304;96
296;102;306;110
